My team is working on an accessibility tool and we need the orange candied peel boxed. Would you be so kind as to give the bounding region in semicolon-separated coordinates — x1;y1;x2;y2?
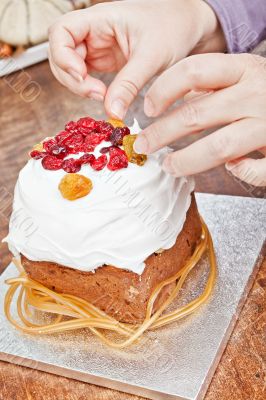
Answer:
59;174;93;201
107;118;125;128
123;134;147;166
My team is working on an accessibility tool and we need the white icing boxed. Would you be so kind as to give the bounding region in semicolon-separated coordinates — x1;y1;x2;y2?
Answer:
4;120;194;275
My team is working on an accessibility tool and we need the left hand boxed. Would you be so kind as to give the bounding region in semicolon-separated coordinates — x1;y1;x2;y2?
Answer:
134;53;266;187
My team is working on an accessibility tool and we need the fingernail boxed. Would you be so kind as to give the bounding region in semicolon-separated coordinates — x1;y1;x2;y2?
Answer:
162;156;176;175
225;161;238;172
111;99;126;120
144;97;155;117
133;135;148;154
68;69;83;83
90;91;104;102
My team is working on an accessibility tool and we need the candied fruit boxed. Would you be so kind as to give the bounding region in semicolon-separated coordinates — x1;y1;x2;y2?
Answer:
59;174;93;201
62;133;84;153
79;153;95;165
62;158;81;173
49;144;68;159
107;147;128;171
30;150;46;160
107;119;125;128
110;127;130;146
96;121;114;141
55;130;72;145
77;117;97;133
32;142;44;152
99;145;117;154
91;154;108;171
123;134;147;166
42;155;63;171
65;121;78;133
43;138;57;153
83;132;105;149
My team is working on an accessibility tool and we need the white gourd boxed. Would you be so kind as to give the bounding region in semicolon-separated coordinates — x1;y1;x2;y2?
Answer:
0;0;91;46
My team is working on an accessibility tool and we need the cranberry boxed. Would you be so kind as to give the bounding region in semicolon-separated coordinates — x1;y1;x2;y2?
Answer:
79;153;96;165
43;138;57;153
96;121;114;141
65;121;78;133
42;155;63;171
61;133;84;154
82;143;96;153
77;117;98;133
49;144;68;159
107;147;128;171
83;132;105;151
110;127;130;146
100;145;117;154
91;154;108;171
62;158;81;173
30;150;46;160
55;130;73;145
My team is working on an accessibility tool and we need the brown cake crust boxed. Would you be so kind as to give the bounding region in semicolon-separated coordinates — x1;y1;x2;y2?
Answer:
21;194;202;324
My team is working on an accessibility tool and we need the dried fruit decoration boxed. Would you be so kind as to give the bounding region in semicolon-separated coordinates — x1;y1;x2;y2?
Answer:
123;134;147;166
42;155;63;171
107;147;128;171
29;116;147;173
110;127;130;146
107;119;125;128
59;174;93;201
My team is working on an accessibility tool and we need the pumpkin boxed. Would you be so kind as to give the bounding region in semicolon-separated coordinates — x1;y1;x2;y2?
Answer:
0;0;91;46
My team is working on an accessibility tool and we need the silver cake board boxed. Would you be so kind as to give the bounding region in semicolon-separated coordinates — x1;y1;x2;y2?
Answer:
0;193;265;400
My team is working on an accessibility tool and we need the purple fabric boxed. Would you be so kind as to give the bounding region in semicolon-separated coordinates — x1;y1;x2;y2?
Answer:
205;0;266;53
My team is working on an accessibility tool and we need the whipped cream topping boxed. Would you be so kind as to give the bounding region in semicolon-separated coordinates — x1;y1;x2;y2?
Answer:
4;120;194;275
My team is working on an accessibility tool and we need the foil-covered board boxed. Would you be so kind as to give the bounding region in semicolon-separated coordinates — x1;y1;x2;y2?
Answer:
0;193;265;400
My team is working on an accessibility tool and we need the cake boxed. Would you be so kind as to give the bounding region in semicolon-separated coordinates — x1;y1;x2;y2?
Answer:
4;117;202;324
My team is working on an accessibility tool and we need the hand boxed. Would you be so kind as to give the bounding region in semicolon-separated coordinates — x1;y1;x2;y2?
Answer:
134;53;266;187
48;0;226;120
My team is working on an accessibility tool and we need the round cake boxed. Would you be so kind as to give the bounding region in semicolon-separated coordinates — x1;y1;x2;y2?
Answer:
4;117;201;323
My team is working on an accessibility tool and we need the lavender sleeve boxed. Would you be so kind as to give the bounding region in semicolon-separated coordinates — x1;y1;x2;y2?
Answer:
204;0;266;53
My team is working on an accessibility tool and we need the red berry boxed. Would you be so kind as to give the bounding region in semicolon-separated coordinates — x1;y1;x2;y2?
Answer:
42;155;63;171
65;121;78;133
99;147;110;154
83;132;105;151
97;121;114;141
91;154;108;171
30;150;46;160
43;138;57;153
61;133;84;154
110;127;130;146
77;117;97;133
107;147;128;171
100;145;117;154
49;144;68;159
62;158;81;173
55;130;73;145
79;153;95;165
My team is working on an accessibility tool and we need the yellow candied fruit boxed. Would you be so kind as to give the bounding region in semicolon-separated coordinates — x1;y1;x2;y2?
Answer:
32;142;44;152
123;134;147;166
59;174;93;201
107;118;125;128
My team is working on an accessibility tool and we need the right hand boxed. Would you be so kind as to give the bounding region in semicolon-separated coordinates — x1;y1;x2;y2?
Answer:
48;0;226;120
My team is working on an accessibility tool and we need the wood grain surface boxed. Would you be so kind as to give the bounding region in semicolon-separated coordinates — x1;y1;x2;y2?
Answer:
0;35;265;400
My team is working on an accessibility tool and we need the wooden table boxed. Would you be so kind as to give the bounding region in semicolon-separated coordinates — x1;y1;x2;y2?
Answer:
0;46;265;399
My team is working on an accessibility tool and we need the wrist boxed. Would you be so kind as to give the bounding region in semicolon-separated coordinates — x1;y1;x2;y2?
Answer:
192;0;227;54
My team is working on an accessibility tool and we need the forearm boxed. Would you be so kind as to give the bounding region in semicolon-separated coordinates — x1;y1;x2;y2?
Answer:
204;0;266;53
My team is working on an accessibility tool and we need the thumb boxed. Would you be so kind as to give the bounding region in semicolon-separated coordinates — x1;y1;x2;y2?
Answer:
226;158;266;187
104;50;161;120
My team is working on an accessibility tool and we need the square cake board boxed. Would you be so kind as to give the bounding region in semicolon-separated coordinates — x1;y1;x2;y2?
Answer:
0;193;265;400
